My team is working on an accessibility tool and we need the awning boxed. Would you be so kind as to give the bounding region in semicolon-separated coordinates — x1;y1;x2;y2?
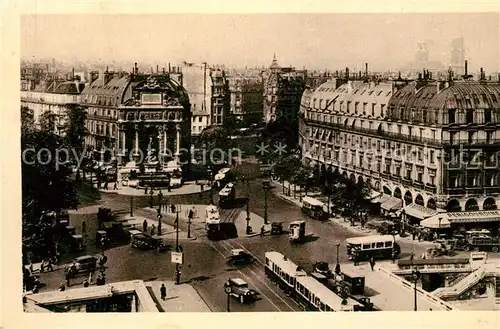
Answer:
381;197;403;212
446;210;500;224
421;214;451;228
364;190;381;201
371;193;391;204
403;203;438;220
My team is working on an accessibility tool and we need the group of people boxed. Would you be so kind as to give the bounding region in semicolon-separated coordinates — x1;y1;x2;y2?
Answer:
351;248;376;270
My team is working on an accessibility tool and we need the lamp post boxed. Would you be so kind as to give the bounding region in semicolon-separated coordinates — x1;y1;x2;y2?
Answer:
335;243;341;274
224;280;232;312
187;207;193;239
262;180;270;225
174;205;182;285
207;168;213;204
412;268;421;311
245;177;251;234
157;191;163;235
130;196;134;217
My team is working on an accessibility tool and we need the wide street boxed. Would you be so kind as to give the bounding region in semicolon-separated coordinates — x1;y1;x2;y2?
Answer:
36;167;459;312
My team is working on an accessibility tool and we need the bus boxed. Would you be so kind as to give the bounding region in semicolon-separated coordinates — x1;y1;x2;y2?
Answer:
346;235;401;261
301;196;328;220
264;251;363;311
219;183;236;208
289;220;306;243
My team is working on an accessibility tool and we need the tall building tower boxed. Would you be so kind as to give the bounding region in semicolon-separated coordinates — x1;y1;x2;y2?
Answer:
450;37;465;76
415;42;429;67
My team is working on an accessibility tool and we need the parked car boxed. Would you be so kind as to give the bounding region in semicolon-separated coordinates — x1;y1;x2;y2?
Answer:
227;249;254;265
227;278;258;304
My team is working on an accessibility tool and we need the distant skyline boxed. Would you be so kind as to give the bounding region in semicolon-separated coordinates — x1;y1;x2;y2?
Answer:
22;13;499;73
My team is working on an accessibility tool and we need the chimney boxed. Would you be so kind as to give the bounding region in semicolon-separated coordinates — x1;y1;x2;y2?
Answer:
134;62;138;75
345;67;349;79
464;60;468;76
480;68;485;80
72;68;75;80
365;63;368;77
156;65;159;73
162;67;165;74
168;63;171;72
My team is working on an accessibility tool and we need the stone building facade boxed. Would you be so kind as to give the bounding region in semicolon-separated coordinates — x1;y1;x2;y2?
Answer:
299;72;500;222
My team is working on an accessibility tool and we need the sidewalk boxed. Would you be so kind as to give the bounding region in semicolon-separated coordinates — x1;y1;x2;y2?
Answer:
145;280;211;312
98;180;211;197
271;180;436;246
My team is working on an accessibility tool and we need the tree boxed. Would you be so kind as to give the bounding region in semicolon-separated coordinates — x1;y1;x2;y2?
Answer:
21;107;35;133
291;165;313;201
198;125;229;164
22;128;79;261
272;154;302;195
63;104;88;181
39;110;57;132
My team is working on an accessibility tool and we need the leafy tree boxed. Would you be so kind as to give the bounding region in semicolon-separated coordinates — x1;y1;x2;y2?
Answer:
272;154;302;194
63;104;88;181
198;125;229;165
21;107;35;133
22;128;79;261
291;165;313;201
39;110;57;132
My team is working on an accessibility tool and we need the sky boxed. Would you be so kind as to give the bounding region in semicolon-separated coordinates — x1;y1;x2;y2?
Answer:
21;13;499;73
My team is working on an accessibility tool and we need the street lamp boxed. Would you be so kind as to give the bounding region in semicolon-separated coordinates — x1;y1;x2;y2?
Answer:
262;180;270;225
335;243;341;274
412;268;421;311
149;179;154;208
174;205;182;285
224;280;232;312
130;196;134;217
207;167;213;204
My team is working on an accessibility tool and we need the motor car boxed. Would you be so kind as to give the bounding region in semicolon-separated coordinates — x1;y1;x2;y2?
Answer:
65;255;98;274
227;278;258;304
227;249;254;265
270;222;283;235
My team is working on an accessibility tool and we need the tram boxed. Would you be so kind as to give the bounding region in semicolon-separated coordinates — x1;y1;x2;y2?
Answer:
205;205;220;240
265;251;365;311
218;183;236;208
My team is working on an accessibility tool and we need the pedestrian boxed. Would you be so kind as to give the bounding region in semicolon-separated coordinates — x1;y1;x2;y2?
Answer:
160;283;167;300
171;204;176;213
412;231;416;240
418;233;421;242
46;258;54;272
260;225;265;237
369;257;375;271
105;181;109;190
145;186;148;194
113;181;118;190
65;272;71;287
200;184;204;192
143;219;148;232
59;283;66;291
188;208;194;220
83;279;89;287
151;225;156;236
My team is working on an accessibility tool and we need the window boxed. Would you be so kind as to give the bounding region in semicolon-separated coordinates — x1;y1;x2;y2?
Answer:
417;172;423;182
384;241;393;248
376;242;384;248
466;109;474;124
371;103;375;116
406;168;412;180
363;102;367;115
430;175;435;185
430;150;435;164
396;166;401;176
449;109;456;124
484;109;492;123
397;125;402;135
408;126;413;136
418;148;423;161
468;131;475;144
380;104;386;117
362;244;371;250
385;160;391;174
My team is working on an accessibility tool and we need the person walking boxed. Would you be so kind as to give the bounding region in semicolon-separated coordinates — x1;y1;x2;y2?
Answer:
369;257;375;271
171;204;176;213
151;224;156;236
113;181;118;190
260;225;265;237
160;283;167;300
143;220;148;232
65;272;71;287
46;258;54;272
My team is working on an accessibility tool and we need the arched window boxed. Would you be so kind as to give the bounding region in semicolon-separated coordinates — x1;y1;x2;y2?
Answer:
426;198;436;209
465;199;479;211
446;199;461;212
483;198;497;210
415;194;424;206
383;186;391;195
404;191;413;205
393;187;402;199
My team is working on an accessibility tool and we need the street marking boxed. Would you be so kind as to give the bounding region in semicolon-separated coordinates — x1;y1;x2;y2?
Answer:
207;241;283;312
221;240;298;311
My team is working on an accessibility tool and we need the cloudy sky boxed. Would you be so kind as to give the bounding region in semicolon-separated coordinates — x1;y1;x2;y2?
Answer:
21;13;499;73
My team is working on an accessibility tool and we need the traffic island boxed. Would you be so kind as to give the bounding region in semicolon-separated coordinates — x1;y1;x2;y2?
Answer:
145;280;211;312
